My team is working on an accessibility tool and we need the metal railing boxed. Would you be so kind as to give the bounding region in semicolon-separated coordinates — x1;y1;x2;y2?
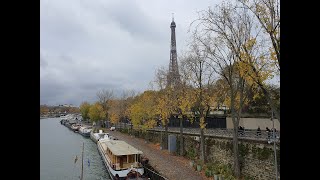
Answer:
143;165;168;180
149;127;280;142
113;122;280;142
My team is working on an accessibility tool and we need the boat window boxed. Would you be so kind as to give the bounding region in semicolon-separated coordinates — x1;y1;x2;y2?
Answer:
127;154;135;163
122;155;127;162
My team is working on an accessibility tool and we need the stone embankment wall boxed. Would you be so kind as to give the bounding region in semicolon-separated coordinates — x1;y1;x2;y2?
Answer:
125;129;280;180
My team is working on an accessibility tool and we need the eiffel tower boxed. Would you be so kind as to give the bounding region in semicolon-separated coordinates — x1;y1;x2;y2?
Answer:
167;14;181;88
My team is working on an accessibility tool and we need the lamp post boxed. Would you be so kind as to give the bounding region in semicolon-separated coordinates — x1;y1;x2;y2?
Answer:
271;111;278;180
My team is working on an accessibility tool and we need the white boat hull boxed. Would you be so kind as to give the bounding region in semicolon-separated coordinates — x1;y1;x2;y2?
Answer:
79;127;92;137
90;132;107;143
97;141;144;179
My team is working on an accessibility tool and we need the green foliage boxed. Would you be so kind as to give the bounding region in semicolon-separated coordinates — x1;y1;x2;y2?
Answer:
239;143;250;157
244;175;255;180
205;168;213;177
186;148;197;160
217;164;235;179
119;128;129;134
211;163;220;175
252;146;273;160
130;129;149;139
211;139;233;153
205;162;215;171
225;176;237;180
204;162;218;177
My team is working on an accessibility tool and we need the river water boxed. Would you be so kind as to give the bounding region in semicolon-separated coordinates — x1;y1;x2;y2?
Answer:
40;118;111;180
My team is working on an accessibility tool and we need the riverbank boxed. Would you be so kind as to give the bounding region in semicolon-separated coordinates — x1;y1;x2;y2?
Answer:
63;122;210;179
106;129;210;180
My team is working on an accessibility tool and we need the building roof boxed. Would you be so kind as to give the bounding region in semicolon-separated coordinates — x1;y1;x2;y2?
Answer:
102;140;143;156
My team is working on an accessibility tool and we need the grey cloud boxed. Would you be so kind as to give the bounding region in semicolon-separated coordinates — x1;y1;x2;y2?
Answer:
107;7;164;42
40;0;225;106
40;54;48;68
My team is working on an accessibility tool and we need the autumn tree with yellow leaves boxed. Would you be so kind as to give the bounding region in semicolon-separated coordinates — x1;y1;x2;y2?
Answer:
237;36;280;122
191;1;263;176
108;99;121;126
88;102;105;123
153;66;177;150
238;0;280;70
237;0;280;122
128;90;157;130
181;38;216;162
155;87;176;149
79;102;91;121
176;53;199;155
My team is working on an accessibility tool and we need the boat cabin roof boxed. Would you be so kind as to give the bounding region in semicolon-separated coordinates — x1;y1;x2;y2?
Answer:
102;140;143;156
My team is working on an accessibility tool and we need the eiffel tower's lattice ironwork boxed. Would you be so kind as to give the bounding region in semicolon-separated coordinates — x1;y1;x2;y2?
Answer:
167;14;181;88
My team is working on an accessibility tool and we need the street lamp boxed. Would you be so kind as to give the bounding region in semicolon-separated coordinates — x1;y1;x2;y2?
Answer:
269;111;279;180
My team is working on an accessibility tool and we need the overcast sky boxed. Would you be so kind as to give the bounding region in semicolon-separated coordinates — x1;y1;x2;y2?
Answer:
41;0;225;106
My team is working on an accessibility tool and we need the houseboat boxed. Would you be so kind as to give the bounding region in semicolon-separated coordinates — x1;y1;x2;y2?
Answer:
90;130;109;143
78;126;92;137
71;124;82;132
97;139;145;179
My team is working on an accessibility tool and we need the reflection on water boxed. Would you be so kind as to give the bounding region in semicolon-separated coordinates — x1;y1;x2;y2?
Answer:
40;118;111;180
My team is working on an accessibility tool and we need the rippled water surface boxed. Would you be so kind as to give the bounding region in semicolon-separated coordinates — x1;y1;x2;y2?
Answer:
40;118;111;180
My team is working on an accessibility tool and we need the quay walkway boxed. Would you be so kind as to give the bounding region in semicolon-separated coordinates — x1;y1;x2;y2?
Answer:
148;127;280;143
113;123;280;143
107;130;210;180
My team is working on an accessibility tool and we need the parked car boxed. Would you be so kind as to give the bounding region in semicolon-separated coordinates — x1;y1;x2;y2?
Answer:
110;127;115;131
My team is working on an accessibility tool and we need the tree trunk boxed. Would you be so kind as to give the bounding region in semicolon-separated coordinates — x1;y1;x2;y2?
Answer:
179;117;184;156
232;124;240;177
231;90;241;177
199;63;205;162
164;119;168;150
237;78;245;126
200;127;205;162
